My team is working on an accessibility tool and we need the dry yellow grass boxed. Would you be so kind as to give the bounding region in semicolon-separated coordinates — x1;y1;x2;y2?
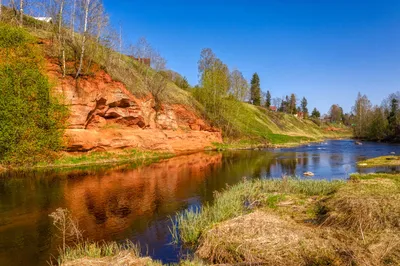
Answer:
62;250;160;266
322;178;400;232
197;210;400;266
177;174;400;266
197;211;350;265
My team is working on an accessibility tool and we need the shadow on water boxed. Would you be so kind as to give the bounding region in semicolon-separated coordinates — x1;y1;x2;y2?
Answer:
1;139;400;265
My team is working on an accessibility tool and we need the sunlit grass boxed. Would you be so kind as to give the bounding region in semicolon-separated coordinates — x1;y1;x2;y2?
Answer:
172;178;344;245
357;155;400;168
33;149;173;170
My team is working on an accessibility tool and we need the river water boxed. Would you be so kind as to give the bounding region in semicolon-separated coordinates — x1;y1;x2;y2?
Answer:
1;139;400;265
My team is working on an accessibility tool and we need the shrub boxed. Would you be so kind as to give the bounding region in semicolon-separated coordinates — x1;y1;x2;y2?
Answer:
0;24;32;48
0;25;68;166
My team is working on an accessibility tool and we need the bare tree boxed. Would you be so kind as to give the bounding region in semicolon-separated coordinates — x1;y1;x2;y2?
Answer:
71;0;76;38
87;2;108;69
49;208;83;254
130;37;168;108
75;0;90;78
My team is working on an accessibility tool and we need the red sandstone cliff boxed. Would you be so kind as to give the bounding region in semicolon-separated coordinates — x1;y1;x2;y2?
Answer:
46;59;222;153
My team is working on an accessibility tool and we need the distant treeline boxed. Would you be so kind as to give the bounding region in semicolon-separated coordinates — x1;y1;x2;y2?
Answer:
352;92;400;141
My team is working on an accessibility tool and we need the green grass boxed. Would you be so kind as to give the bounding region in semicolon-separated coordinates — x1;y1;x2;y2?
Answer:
214;100;350;145
172;178;344;245
357;155;400;168
31;149;173;170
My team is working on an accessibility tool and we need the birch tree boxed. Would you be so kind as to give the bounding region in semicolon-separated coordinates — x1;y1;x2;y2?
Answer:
75;0;90;78
230;69;248;101
19;0;23;26
70;0;76;38
58;0;66;76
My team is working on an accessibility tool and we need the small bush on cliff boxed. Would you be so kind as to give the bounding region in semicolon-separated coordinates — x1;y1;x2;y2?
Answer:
0;25;68;166
0;24;33;48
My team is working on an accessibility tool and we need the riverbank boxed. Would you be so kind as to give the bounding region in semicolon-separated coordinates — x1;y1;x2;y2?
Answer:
213;135;352;151
0;136;350;173
358;155;400;168
0;149;173;172
173;173;400;265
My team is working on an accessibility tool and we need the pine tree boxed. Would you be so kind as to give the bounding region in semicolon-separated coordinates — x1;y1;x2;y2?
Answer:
265;90;271;108
311;108;320;118
289;94;296;114
250;73;261;106
301;97;308;117
388;97;399;137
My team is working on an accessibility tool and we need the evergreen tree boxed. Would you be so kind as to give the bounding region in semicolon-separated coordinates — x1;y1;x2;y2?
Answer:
250;73;261;106
311;108;320;118
265;90;271;108
388;97;399;137
301;97;308;117
289;94;297;114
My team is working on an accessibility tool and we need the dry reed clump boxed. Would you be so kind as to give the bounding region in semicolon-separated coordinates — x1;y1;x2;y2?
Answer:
322;178;400;232
62;250;160;266
196;211;400;266
59;241;162;266
196;211;358;266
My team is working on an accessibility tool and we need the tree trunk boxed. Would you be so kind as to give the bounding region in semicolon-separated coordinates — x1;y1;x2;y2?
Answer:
0;0;2;21
75;0;90;79
59;0;65;77
19;0;23;27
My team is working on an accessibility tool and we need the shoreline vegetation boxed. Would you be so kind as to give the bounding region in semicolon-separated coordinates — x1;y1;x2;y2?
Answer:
171;173;400;265
0;149;174;173
58;173;400;265
358;155;400;168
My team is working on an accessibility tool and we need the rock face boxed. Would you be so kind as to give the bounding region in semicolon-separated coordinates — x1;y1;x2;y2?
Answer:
46;59;222;153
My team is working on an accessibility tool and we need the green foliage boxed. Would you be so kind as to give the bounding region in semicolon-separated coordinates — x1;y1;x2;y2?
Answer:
230;69;249;101
265;90;271;108
250;73;261;105
311;107;321;118
0;24;32;48
301;97;308;117
352;92;400;141
329;104;343;123
0;25;68;166
289;93;297;114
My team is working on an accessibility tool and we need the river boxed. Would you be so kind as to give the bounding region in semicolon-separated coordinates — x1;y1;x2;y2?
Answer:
1;139;399;265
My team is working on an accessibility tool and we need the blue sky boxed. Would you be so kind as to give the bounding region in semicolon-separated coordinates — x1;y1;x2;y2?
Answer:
103;0;399;114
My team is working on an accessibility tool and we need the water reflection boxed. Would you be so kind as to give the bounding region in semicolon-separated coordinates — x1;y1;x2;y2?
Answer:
1;140;400;265
63;152;222;243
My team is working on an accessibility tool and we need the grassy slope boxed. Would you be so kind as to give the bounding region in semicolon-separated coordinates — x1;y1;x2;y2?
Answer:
174;174;400;265
219;101;351;147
